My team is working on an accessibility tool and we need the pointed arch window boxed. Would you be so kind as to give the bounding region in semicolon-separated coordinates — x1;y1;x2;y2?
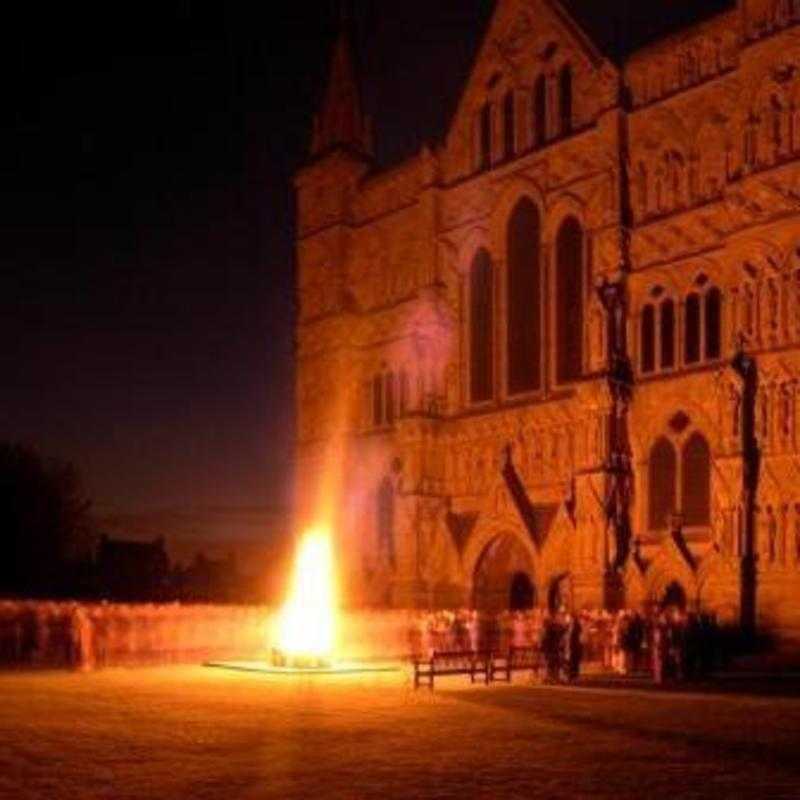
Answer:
641;296;677;376
385;372;396;426
533;75;547;147
470;249;494;403
479;103;492;170
649;437;677;531
555;216;584;383
682;433;711;526
503;91;515;160
685;292;701;364
683;283;723;367
641;304;656;374
372;375;384;427
559;65;573;135
399;370;410;416
507;199;542;395
705;287;722;360
660;298;676;369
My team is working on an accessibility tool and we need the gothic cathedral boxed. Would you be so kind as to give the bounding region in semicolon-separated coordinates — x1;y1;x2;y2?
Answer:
294;0;800;636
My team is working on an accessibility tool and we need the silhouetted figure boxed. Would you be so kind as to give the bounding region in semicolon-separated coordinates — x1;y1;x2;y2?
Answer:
542;617;564;683
622;612;645;674
566;615;583;681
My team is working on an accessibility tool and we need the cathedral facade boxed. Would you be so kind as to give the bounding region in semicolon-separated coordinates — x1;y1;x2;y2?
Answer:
294;0;800;635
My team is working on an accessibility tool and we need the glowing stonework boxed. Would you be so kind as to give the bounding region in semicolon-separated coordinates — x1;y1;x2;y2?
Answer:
293;1;800;637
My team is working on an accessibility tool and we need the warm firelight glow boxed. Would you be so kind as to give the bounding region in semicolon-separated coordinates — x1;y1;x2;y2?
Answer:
275;527;337;663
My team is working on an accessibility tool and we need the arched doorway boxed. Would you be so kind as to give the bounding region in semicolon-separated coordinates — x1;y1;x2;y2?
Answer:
473;533;534;613
661;581;687;611
509;572;535;611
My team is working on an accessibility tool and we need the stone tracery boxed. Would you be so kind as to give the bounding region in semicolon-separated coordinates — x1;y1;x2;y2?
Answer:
293;1;800;631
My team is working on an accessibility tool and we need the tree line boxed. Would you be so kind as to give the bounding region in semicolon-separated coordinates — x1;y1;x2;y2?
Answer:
0;442;266;603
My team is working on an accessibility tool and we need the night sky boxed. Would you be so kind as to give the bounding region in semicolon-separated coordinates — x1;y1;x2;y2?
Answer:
0;1;728;540
0;2;495;529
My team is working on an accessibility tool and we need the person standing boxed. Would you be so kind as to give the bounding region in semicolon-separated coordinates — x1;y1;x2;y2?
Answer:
566;614;583;682
652;614;666;685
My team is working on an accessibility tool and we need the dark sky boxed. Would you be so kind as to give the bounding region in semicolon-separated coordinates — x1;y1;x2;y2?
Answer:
0;2;495;517
0;0;728;519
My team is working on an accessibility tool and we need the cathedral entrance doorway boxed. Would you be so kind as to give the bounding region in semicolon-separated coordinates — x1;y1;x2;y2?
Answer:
472;533;535;613
661;581;687;611
509;572;535;610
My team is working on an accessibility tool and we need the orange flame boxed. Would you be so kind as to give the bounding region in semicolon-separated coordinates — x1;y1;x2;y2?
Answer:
276;527;337;661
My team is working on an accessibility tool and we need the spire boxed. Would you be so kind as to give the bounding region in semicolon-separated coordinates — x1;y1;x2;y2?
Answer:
311;15;373;159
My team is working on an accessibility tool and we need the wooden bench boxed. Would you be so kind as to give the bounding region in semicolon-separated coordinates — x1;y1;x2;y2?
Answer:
508;645;543;680
413;650;491;689
485;646;543;683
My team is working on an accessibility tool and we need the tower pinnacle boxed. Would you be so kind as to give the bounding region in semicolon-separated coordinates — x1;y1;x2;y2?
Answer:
311;18;373;159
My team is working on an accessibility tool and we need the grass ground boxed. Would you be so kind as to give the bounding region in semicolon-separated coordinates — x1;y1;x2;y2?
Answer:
1;666;800;799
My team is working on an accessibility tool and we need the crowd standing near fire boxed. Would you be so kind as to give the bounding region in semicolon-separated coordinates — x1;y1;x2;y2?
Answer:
408;606;724;685
0;601;269;670
0;598;725;683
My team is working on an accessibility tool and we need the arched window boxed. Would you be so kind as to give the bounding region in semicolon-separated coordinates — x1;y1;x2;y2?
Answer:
507;199;542;395
470;249;494;403
649;437;677;531
705;287;722;360
556;216;584;383
385;372;395;426
479;103;492;170
376;476;396;568
372;375;383;427
641;304;655;374
660;298;676;369
682;433;711;526
503;91;515;160
533;75;547;147
559;65;573;135
685;292;701;364
399;370;410;416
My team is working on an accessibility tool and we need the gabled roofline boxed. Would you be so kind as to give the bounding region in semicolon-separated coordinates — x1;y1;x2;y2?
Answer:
546;0;606;67
442;0;616;152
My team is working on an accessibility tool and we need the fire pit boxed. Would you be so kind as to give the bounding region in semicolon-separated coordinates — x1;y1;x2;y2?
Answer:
206;526;399;676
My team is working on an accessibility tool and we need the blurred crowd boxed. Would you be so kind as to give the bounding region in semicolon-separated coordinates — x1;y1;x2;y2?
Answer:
0;600;724;681
407;607;723;683
0;601;269;670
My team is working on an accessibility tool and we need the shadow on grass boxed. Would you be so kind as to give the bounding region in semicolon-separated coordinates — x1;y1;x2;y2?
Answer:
448;684;800;774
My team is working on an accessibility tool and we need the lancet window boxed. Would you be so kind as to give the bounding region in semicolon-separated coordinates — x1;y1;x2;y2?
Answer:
684;279;723;367
503;90;515;160
555;215;584;383
506;199;542;395
470;248;495;403
399;370;410;416
370;369;401;429
649;437;677;530
559;65;573;135
648;428;711;531
685;293;702;364
681;433;711;526
478;103;492;171
372;375;383;428
533;75;547;148
639;292;676;375
641;305;656;374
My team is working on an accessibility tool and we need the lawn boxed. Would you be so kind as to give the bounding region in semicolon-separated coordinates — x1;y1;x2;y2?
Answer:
1;666;799;799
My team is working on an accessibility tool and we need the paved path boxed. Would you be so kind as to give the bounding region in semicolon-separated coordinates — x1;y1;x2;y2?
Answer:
1;666;798;799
